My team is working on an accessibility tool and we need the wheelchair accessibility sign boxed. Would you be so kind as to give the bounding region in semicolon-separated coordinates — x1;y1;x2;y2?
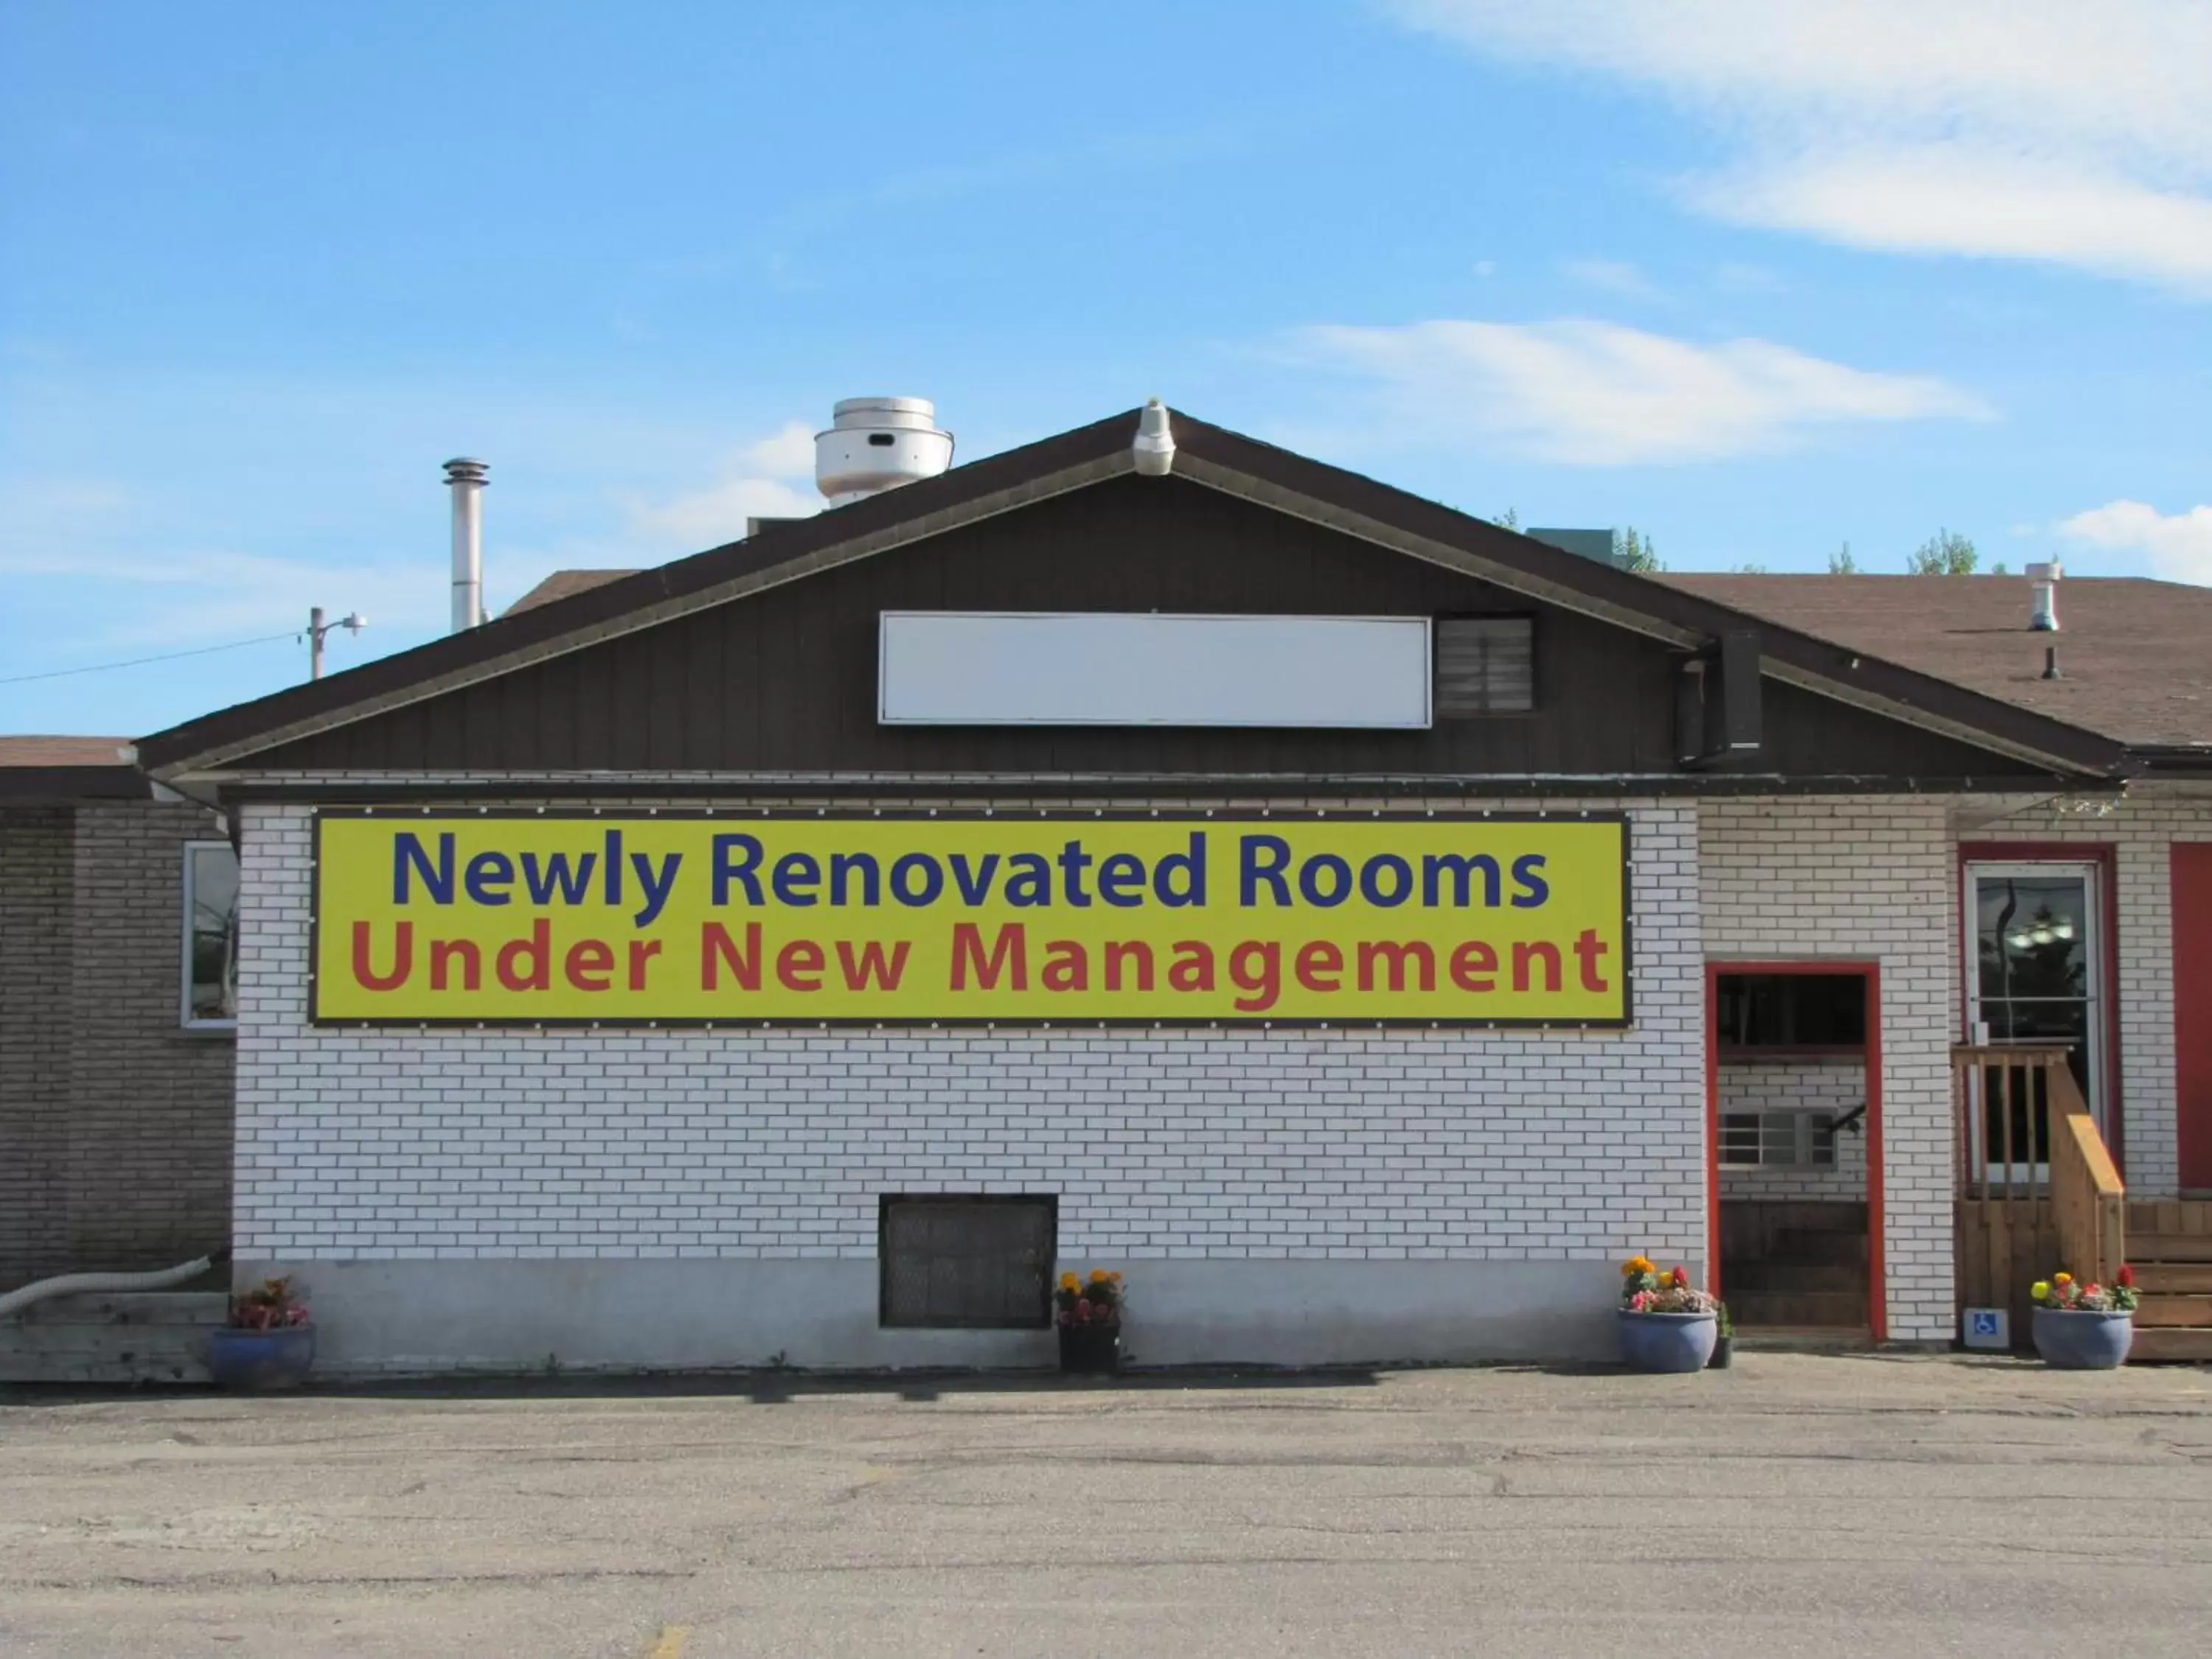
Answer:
1963;1307;2010;1350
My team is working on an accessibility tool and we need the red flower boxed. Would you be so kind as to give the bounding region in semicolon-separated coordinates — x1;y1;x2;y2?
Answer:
2118;1264;2137;1288
1671;1266;1688;1287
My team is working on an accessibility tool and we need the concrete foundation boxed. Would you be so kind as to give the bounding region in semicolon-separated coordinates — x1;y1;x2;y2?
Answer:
241;1258;1682;1376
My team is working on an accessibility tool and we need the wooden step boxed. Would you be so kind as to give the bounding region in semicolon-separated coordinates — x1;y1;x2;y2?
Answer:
1731;1290;1868;1329
2126;1200;2212;1236
1734;1326;1873;1352
1;1291;225;1385
2134;1262;2212;1295
1722;1261;1867;1294
2128;1326;2212;1363
1766;1231;1869;1268
2130;1234;2212;1263
2133;1295;2212;1329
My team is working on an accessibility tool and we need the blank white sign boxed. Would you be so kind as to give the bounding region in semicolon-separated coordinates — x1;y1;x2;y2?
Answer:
878;611;1433;728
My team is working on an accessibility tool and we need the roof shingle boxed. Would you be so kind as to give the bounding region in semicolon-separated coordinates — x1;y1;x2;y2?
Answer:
1658;574;2212;751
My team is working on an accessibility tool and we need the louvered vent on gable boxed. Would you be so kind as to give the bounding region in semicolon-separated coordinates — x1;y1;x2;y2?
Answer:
1435;617;1534;716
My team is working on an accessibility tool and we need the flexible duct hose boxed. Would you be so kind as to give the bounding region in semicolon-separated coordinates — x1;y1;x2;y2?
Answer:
0;1248;230;1319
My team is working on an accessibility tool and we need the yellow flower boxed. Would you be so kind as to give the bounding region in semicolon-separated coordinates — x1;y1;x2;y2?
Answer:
1088;1269;1111;1282
2053;1272;2073;1285
1624;1256;1655;1276
1060;1273;1079;1290
2031;1280;2051;1301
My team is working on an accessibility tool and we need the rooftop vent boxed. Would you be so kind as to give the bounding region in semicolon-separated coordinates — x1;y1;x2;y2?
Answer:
442;458;488;633
1527;527;1618;566
815;397;953;507
2026;560;2062;632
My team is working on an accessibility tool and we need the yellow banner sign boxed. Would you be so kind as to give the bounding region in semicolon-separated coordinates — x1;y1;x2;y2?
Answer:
313;813;1630;1026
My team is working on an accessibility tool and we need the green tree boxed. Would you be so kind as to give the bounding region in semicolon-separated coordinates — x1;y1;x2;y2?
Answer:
1615;526;1663;572
1488;507;1520;530
1907;527;1978;575
1827;542;1858;574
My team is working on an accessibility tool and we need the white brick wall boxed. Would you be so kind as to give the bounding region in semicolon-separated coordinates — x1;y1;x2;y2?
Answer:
1717;1058;1869;1202
1949;788;2212;1197
234;799;1708;1278
1699;796;1958;1340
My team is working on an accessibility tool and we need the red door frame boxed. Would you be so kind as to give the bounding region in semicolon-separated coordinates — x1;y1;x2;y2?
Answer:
2174;845;2212;1192
1956;843;2122;1175
1705;960;1886;1343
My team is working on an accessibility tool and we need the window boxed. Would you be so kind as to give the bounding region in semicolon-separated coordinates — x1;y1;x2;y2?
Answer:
1720;1110;1837;1168
182;841;240;1028
1434;617;1534;716
879;1195;1056;1329
1715;973;1865;1053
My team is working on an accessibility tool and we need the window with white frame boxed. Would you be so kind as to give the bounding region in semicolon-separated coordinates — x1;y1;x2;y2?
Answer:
182;841;240;1028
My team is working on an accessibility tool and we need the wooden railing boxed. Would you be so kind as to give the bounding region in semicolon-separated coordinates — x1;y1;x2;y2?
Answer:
2051;1085;2126;1287
1952;1044;2126;1335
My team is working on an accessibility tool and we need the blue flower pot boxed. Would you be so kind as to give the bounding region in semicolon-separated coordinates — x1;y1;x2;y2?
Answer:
2031;1308;2132;1370
206;1325;316;1391
1618;1310;1717;1373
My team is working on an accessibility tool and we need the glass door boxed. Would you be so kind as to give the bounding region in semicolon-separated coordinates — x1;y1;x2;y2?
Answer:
1964;862;2105;1178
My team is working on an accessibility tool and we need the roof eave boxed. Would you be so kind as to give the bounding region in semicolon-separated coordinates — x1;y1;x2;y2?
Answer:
139;405;2128;785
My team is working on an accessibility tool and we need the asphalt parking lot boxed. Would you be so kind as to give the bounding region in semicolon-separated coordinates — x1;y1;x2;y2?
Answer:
3;1353;2210;1658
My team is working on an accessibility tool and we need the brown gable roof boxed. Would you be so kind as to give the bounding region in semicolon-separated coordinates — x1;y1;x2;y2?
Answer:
135;407;2132;779
0;735;132;766
505;569;639;616
1660;574;2212;752
0;735;150;801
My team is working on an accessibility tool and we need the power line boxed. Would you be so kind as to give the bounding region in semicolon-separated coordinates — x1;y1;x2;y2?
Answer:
0;629;302;686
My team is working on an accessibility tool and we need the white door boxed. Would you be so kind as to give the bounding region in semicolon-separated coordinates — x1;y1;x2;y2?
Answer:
1963;861;2106;1177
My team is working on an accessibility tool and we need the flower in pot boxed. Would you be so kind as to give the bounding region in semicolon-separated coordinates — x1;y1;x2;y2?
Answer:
206;1276;316;1391
1054;1268;1124;1375
1707;1301;1735;1371
2029;1267;2137;1369
1618;1255;1718;1373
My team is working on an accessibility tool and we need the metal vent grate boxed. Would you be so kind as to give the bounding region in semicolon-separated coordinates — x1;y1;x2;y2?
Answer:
1720;1111;1837;1168
880;1195;1057;1329
1435;617;1534;716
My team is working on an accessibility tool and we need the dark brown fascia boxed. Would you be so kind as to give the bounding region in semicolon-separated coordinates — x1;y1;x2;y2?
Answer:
139;406;2127;782
217;772;2070;806
135;410;1148;776
1166;420;2125;780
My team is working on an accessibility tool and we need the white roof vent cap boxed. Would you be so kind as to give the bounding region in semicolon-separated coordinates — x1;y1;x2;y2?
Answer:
815;397;953;507
2026;560;2062;632
1133;398;1175;476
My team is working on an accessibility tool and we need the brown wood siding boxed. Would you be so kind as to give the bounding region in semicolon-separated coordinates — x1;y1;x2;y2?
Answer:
249;476;2050;782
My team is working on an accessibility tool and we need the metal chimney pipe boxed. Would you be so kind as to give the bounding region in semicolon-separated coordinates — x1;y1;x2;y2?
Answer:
443;458;489;631
2026;560;2061;633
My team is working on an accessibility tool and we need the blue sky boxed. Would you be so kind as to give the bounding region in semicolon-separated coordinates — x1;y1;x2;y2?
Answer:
4;1;2209;737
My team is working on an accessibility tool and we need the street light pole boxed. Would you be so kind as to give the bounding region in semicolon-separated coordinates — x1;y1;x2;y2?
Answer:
306;608;369;682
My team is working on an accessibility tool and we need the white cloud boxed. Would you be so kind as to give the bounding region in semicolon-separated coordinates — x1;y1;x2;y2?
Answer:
1291;316;1990;464
1560;258;1665;301
2059;499;2212;583
740;419;818;478
1391;1;2212;293
1687;149;2212;293
624;476;821;546
621;419;821;548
